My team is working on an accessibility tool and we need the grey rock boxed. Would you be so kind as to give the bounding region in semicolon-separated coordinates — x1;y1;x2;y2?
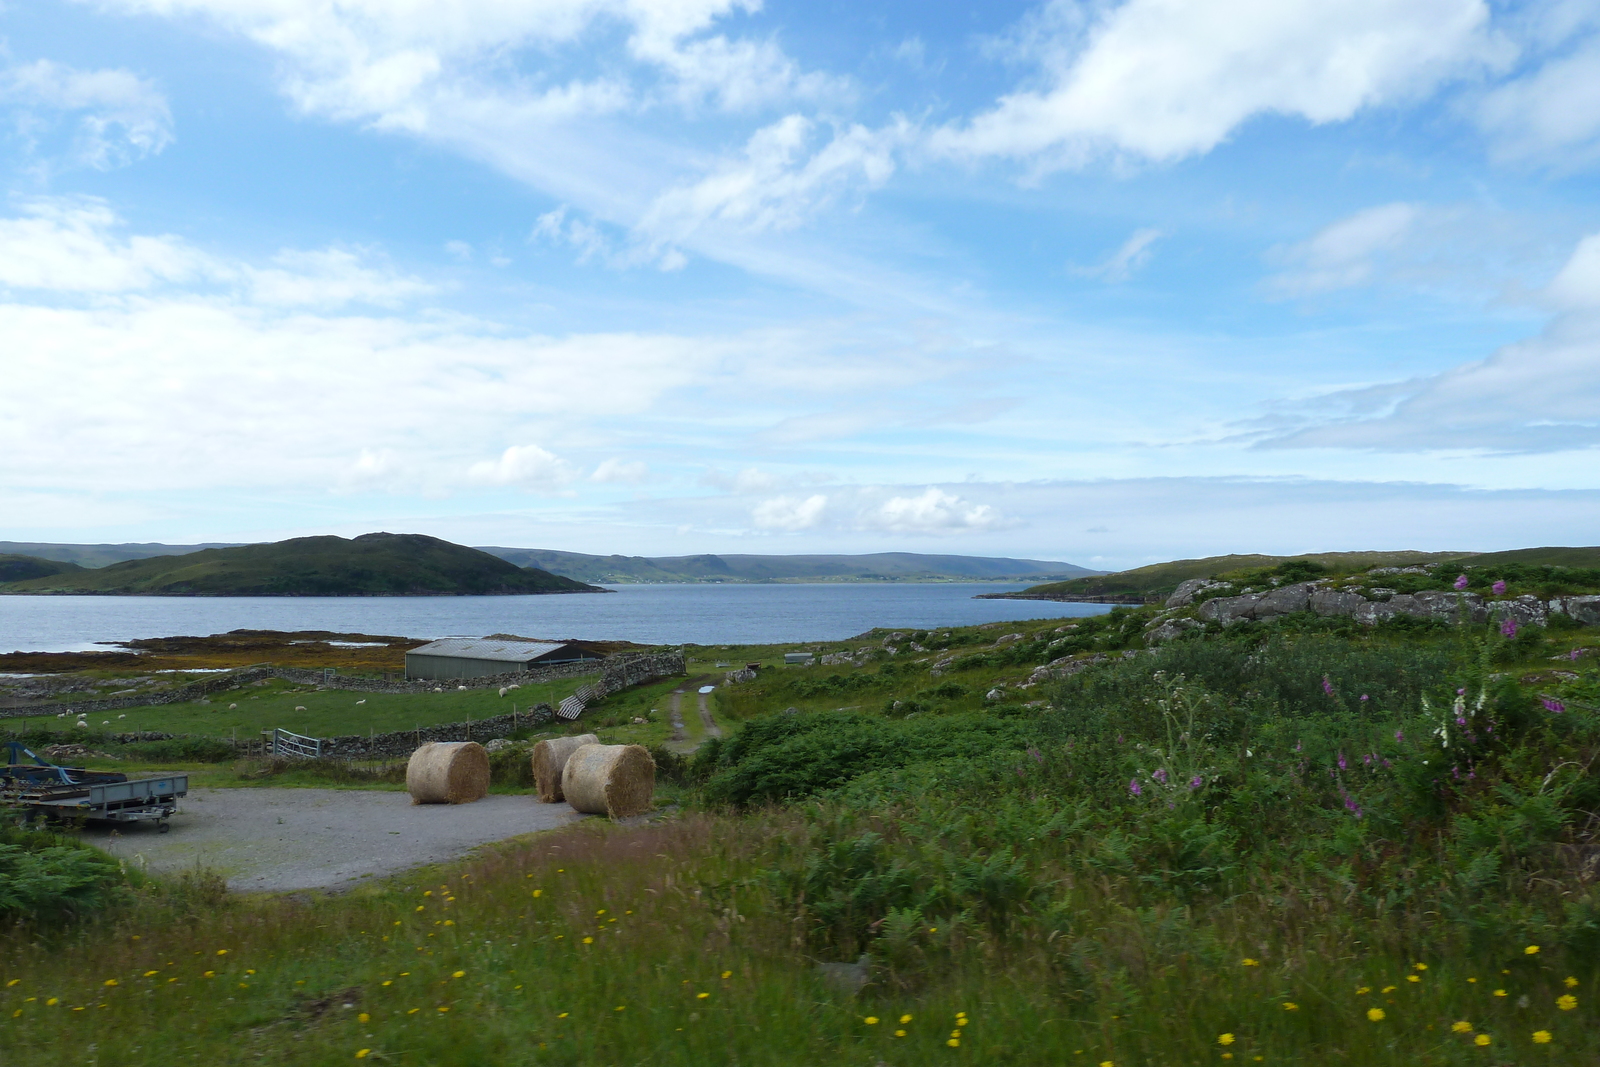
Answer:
1146;618;1202;643
1253;581;1316;618
994;633;1025;645
725;668;758;684
1310;588;1370;617
1166;578;1230;608
1197;593;1262;624
1490;595;1547;628
985;687;1006;702
1559;595;1600;625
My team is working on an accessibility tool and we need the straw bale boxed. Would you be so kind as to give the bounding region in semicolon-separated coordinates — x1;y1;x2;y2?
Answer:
406;741;490;804
561;743;655;819
530;733;599;803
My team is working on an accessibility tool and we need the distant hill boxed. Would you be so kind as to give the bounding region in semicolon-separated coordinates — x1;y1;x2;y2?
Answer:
1453;546;1600;569
0;533;604;597
0;540;241;568
478;548;1099;583
1012;550;1473;600
0;554;86;584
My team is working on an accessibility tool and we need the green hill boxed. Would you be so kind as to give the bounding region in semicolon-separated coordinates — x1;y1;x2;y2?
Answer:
1014;550;1471;600
479;548;1097;583
0;554;85;584
1454;545;1600;569
0;533;604;597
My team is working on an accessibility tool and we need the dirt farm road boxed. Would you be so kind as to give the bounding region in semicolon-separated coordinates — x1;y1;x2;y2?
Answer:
84;788;589;893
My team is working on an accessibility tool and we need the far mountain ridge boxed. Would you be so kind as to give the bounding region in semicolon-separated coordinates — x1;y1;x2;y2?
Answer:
3;541;1100;583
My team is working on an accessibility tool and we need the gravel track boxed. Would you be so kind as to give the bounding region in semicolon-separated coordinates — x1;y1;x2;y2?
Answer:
84;788;588;893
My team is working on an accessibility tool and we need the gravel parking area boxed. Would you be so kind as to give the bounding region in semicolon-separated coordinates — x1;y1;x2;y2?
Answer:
84;788;589;893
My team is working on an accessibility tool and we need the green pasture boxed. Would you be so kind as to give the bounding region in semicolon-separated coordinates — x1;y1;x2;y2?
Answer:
6;674;600;741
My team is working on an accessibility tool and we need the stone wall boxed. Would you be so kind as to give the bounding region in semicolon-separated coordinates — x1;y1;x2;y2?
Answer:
1;648;686;720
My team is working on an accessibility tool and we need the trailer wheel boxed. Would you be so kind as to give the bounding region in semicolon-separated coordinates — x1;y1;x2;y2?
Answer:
159;820;170;834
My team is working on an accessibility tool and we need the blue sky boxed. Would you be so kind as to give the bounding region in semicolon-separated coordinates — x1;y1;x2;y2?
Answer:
2;0;1599;569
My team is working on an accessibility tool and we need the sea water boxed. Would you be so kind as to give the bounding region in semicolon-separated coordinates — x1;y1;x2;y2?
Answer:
0;584;1112;654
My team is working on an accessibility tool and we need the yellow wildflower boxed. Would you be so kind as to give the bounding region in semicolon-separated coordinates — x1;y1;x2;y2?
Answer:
1413;963;1428;971
1355;986;1370;995
1241;958;1260;967
1558;994;1577;1011
557;1012;568;1018
1493;989;1507;998
864;1016;879;1025
697;993;709;1000
1564;976;1579;988
143;971;158;977
614;1005;625;1012
894;1029;906;1037
1381;985;1397;994
947;1038;960;1047
1474;1034;1490;1047
901;1014;913;1023
582;937;594;945
1525;945;1540;955
216;950;228;956
103;979;118;987
721;971;732;979
1532;1030;1552;1044
437;1006;450;1013
46;999;58;1006
1406;975;1421;983
1451;1021;1472;1033
355;1052;370;1060
532;890;542;898
1218;1034;1235;1046
1367;1008;1385;1022
358;1013;369;1023
1281;1002;1298;1011
452;971;465;979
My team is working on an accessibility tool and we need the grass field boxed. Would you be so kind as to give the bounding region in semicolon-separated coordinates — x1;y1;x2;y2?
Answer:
4;674;602;741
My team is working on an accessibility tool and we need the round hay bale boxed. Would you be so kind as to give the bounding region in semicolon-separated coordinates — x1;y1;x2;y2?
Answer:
530;733;599;803
561;743;655;819
406;741;490;804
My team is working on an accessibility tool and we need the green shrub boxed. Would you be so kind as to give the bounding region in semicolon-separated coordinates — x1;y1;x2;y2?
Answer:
0;826;126;922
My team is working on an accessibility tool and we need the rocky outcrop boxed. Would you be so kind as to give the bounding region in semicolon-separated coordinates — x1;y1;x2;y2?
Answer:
1166;578;1230;608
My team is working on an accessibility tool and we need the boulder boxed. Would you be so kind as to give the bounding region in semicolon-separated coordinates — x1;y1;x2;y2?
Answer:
1197;594;1262;624
1558;595;1600;626
1166;578;1229;608
1310;588;1370;617
994;633;1025;645
1252;581;1316;618
1490;595;1547;628
1147;617;1202;643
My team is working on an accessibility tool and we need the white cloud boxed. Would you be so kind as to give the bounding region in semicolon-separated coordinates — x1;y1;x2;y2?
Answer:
591;457;650;484
247;248;435;308
468;444;577;490
0;198;209;292
752;493;827;530
0;59;173;169
1254;229;1600;452
637;115;908;246
931;0;1503;168
1265;203;1420;296
861;487;999;533
1478;33;1600;164
444;240;473;261
1075;227;1164;282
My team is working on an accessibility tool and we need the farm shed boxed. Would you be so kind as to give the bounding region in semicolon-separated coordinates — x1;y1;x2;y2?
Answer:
404;638;602;681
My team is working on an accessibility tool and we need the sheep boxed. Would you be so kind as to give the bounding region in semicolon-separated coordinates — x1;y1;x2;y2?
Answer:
294;705;307;712
102;720;110;725
228;703;238;710
508;684;520;690
498;687;508;697
457;685;467;691
75;720;87;728
118;713;126;719
56;712;66;719
356;698;366;705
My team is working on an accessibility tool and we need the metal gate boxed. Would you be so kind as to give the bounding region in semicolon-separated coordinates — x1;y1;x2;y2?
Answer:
271;728;322;759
